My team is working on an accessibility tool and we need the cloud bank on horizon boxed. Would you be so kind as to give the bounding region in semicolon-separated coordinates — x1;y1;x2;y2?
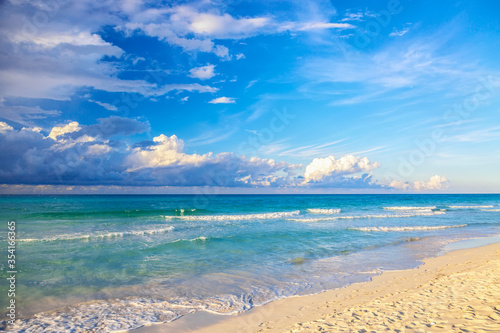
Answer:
0;0;499;193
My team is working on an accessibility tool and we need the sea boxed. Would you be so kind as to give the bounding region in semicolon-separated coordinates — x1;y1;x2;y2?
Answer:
0;194;499;332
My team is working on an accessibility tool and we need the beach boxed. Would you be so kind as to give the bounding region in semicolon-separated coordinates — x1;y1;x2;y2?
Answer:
143;241;500;333
2;195;500;331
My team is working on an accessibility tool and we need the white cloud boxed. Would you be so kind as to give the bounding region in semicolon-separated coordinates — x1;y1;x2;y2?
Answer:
304;155;380;183
0;121;14;133
389;24;411;37
289;22;354;31
86;143;112;156
299;26;495;106
413;175;448;191
11;31;115;49
389;28;410;37
209;97;236;104
125;134;296;187
154;83;218;95
390;180;410;191
89;100;118;111
340;12;364;22
0;3;221;101
189;64;216;80
123;4;354;58
126;134;208;171
391;175;448;191
189;12;269;37
0;105;61;126
49;121;81;140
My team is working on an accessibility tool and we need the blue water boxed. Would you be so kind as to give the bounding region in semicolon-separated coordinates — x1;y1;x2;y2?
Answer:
0;194;499;331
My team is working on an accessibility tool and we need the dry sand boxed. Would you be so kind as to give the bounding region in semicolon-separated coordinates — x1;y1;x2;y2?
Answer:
137;242;500;333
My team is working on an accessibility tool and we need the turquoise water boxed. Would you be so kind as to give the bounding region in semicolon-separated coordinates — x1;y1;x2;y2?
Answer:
1;194;499;331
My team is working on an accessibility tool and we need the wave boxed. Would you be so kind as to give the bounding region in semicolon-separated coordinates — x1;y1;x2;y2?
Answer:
165;211;301;221
350;224;467;232
481;209;500;212
337;211;445;219
289;217;339;222
449;205;494;209
289;211;445;222
26;208;200;220
383;206;436;211
18;226;175;242
307;208;341;214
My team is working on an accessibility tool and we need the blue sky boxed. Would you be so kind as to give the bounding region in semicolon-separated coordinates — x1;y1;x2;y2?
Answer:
0;0;499;194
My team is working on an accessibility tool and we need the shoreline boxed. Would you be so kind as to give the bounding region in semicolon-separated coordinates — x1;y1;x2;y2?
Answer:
133;238;500;333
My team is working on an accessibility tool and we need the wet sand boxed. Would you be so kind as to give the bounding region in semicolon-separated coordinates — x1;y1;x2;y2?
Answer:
135;241;500;332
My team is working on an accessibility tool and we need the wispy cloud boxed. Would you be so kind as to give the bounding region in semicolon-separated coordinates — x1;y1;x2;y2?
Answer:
88;100;118;111
443;126;500;143
209;97;236;104
277;139;347;158
389;23;412;37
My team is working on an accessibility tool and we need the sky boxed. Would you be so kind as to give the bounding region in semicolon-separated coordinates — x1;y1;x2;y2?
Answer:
0;0;499;194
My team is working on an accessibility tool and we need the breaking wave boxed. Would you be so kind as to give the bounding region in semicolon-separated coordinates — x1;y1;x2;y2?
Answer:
165;211;301;221
383;206;436;211
449;205;494;209
350;224;467;232
18;226;175;242
307;208;341;214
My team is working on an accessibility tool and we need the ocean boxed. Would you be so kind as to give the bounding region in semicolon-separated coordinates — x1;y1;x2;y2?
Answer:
1;194;499;331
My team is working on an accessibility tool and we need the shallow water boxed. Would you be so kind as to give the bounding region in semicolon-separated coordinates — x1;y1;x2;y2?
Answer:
0;194;499;331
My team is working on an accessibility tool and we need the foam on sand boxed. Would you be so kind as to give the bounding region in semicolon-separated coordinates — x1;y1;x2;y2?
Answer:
350;224;467;232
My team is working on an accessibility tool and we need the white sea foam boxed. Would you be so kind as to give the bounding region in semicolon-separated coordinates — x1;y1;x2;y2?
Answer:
481;209;500;212
351;224;467;232
307;208;341;214
289;211;445;222
18;226;175;242
165;211;301;221
289;217;339;222
337;211;445;220
449;205;494;209
191;236;208;241
383;206;436;211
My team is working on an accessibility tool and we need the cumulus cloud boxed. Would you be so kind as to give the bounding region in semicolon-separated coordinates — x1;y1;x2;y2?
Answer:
304;155;380;183
209;97;236;104
300;155;381;188
125;134;298;187
0;119;296;187
0;121;14;133
390;175;448;191
189;64;216;80
49;122;81;140
414;175;448;191
126;134;207;171
1;118;444;191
